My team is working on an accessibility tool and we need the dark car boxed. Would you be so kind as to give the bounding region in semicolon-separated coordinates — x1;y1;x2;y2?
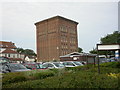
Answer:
0;57;11;63
0;63;31;73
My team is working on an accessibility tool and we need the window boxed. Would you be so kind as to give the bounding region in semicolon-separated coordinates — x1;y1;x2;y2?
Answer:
63;62;75;66
43;64;49;68
48;64;54;67
8;54;10;57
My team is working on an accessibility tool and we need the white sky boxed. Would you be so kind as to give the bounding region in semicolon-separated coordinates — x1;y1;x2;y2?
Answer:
1;0;119;53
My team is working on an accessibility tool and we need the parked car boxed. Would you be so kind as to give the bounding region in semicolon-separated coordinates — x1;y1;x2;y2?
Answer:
23;63;47;70
0;57;11;63
0;63;31;73
61;61;83;67
42;62;65;69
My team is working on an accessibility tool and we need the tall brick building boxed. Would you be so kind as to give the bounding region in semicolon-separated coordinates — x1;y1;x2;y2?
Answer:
35;16;78;62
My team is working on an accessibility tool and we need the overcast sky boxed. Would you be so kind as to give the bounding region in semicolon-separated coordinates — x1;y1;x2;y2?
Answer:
1;0;119;53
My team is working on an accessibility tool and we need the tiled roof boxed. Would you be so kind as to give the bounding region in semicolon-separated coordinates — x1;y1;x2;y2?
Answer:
8;57;23;61
0;41;17;49
2;49;18;54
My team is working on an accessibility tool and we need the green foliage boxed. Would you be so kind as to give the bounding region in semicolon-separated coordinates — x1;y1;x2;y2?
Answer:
3;67;119;88
2;72;27;85
100;31;120;44
100;62;120;68
78;47;83;53
33;70;55;79
2;70;56;85
89;49;97;54
17;48;36;56
2;62;120;88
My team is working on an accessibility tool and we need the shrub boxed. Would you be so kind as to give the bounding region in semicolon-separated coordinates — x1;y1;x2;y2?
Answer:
100;62;120;68
2;70;55;85
2;72;27;85
33;70;55;79
3;70;119;88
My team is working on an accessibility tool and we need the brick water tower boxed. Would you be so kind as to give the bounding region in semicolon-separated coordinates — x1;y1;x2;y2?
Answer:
35;16;78;62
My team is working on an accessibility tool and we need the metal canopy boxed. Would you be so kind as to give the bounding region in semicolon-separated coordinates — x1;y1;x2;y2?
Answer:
96;44;120;74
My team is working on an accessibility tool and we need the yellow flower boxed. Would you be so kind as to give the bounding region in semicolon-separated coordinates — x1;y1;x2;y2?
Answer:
108;73;118;78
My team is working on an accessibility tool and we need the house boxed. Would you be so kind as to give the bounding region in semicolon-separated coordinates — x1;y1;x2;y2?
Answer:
0;41;25;63
25;55;36;62
60;52;97;64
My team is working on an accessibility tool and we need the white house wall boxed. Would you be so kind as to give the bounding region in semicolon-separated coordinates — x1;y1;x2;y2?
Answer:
0;48;6;53
0;53;25;59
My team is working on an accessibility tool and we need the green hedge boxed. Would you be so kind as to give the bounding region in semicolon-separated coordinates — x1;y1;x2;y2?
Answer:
2;69;56;85
100;62;120;68
3;69;119;88
33;70;55;79
2;62;120;88
2;72;27;85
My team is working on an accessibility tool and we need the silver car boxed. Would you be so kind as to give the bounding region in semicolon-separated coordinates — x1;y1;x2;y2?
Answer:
62;61;83;67
42;62;65;69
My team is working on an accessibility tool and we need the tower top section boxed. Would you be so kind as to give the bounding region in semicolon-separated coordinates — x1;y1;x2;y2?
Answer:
35;15;78;25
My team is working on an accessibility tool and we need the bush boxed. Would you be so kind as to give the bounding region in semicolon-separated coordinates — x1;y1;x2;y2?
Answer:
33;70;55;79
2;72;27;85
2;70;56;85
2;64;120;88
100;62;120;68
3;70;119;88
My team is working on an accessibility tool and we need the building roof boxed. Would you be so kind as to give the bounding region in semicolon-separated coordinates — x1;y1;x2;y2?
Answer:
60;52;97;58
35;15;78;25
0;41;17;49
8;58;23;61
2;49;19;54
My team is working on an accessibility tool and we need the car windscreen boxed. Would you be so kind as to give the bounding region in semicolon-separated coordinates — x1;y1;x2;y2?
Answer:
37;64;46;69
53;63;64;67
9;64;27;70
63;62;75;66
73;62;83;65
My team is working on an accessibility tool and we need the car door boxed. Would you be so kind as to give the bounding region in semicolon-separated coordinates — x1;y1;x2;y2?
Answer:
42;63;49;68
48;63;55;69
2;64;10;73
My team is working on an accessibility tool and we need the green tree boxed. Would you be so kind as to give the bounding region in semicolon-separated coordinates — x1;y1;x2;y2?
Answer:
100;31;120;44
24;49;37;56
17;48;36;56
78;47;83;53
89;49;97;54
17;48;25;54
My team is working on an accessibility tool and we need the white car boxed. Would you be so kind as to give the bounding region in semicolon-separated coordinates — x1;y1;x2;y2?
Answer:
61;61;83;67
42;62;65;69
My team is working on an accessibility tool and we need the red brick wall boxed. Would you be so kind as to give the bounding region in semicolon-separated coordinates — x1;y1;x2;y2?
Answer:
35;16;78;62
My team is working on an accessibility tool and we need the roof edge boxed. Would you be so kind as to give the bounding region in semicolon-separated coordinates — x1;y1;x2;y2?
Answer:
34;15;78;25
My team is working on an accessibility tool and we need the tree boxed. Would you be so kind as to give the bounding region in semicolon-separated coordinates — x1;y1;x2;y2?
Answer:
17;48;25;54
100;31;120;44
78;47;83;53
24;49;37;56
89;49;97;54
17;48;36;56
